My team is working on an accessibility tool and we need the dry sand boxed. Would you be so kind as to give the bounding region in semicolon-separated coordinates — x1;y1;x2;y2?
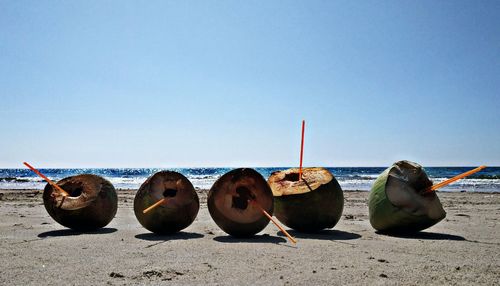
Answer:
0;189;498;285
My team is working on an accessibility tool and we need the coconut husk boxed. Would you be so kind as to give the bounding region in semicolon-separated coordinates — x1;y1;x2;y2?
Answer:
368;160;446;232
208;168;273;237
43;174;118;231
268;167;344;233
134;171;199;234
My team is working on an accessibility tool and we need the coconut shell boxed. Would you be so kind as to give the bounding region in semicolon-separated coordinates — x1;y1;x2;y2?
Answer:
43;174;118;231
134;171;199;234
268;167;344;232
368;161;446;232
208;168;273;237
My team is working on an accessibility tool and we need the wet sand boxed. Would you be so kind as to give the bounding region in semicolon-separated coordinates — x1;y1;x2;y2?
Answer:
0;189;498;285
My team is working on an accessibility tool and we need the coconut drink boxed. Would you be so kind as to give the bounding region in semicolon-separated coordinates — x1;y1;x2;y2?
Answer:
43;174;118;231
134;171;199;234
208;168;273;237
268;167;344;232
368;160;446;233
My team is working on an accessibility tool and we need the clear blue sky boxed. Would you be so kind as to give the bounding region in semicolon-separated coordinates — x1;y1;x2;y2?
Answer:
1;1;499;168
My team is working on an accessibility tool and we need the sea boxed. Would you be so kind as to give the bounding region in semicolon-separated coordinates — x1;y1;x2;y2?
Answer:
1;167;499;193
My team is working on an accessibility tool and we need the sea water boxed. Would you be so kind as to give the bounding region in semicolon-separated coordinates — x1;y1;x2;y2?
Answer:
1;167;499;192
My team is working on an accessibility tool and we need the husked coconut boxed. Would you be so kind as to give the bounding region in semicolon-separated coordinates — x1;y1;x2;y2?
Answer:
208;168;273;237
268;167;344;233
134;171;199;234
43;174;118;231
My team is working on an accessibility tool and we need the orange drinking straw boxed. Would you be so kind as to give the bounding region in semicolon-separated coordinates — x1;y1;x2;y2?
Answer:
422;165;486;194
143;198;167;214
250;200;297;244
298;120;305;181
23;162;69;196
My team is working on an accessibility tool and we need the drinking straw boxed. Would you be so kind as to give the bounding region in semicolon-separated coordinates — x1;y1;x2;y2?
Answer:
422;166;486;193
250;200;297;244
298;120;305;181
143;198;167;214
23;162;69;196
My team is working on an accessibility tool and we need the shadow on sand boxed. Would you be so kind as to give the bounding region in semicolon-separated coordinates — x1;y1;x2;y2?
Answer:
375;231;466;241
135;232;204;248
376;231;500;246
38;227;117;238
277;229;362;241
213;234;287;244
135;232;204;241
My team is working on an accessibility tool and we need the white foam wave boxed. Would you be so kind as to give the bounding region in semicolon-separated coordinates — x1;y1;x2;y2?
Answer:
1;176;499;192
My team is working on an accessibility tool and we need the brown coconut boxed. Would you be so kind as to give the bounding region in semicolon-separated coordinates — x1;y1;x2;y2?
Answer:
268;167;344;232
207;168;273;237
134;171;199;234
43;174;118;231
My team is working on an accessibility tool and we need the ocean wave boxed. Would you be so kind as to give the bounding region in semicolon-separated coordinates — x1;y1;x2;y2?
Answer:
468;174;500;180
2;176;499;192
1;167;499;192
0;177;46;183
336;175;379;180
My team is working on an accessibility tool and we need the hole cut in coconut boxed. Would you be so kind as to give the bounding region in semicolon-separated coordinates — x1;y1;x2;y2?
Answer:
269;168;334;196
232;186;255;210
163;189;178;197
61;182;84;197
283;172;300;182
386;161;445;219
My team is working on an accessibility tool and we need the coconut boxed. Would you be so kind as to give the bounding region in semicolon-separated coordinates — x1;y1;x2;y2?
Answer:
134;171;199;234
368;160;446;232
207;168;273;237
43;174;118;231
268;167;344;232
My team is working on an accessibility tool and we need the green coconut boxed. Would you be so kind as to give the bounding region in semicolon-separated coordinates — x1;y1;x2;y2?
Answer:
368;160;446;232
208;168;273;237
268;167;344;233
43;174;118;231
134;171;199;234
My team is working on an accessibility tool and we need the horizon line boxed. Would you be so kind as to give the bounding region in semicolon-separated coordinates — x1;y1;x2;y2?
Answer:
0;165;497;169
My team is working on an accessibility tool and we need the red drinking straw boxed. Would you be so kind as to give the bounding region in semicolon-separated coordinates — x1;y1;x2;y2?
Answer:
298;120;305;181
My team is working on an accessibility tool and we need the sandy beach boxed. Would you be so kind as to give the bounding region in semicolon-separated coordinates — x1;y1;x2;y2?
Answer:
0;189;498;285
